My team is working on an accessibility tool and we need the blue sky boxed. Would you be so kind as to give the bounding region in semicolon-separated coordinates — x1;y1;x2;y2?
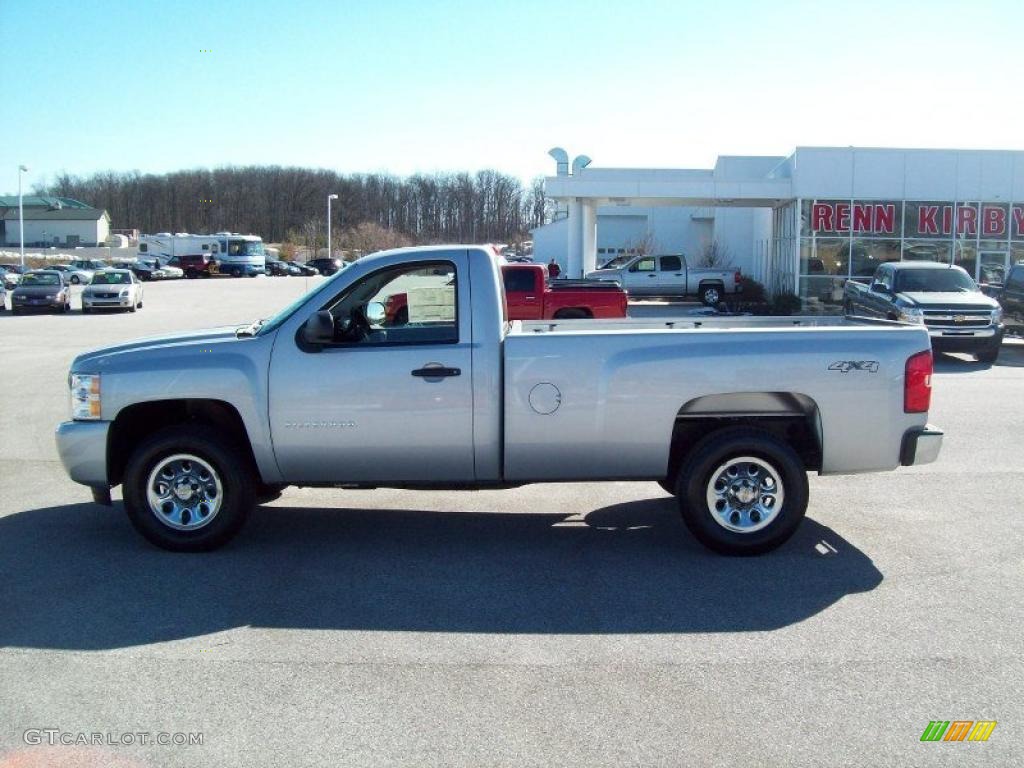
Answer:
2;0;1023;194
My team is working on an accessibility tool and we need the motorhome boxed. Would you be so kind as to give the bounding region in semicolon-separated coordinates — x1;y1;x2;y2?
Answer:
137;232;266;277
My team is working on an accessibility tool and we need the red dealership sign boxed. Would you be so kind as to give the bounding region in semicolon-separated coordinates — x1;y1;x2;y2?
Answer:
811;202;897;234
808;200;1024;239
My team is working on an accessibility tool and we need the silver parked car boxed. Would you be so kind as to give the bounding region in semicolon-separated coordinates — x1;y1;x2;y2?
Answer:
586;253;742;305
82;269;144;313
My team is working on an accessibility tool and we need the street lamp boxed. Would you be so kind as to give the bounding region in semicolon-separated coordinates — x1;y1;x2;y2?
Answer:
18;164;29;268
327;194;338;260
326;194;339;260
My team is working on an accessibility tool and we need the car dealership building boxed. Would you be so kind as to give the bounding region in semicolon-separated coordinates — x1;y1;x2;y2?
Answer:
534;147;1024;308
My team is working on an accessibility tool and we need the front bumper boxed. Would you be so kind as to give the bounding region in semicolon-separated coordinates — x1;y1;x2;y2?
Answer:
83;296;132;309
13;297;64;310
929;325;1003;353
55;420;110;486
901;425;944;466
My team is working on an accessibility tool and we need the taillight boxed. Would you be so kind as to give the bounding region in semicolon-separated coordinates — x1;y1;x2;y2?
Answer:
904;350;932;413
733;269;741;285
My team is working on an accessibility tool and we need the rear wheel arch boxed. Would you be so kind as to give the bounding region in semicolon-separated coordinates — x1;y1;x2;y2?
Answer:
552;307;593;319
663;392;822;488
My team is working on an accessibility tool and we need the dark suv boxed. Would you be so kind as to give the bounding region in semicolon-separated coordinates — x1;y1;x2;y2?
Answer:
306;257;343;276
986;263;1024;336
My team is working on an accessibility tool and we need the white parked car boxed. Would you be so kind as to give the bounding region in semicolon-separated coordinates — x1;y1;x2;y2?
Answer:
50;263;95;285
81;269;144;313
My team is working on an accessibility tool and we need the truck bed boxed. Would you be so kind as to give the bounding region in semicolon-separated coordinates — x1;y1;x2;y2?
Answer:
514;315;902;334
503;314;930;482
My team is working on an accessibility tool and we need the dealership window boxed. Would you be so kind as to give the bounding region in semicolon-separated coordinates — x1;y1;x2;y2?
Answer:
798;198;1023;311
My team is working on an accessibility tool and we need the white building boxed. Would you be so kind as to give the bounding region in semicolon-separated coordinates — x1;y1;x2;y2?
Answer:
534;147;1024;307
0;196;111;248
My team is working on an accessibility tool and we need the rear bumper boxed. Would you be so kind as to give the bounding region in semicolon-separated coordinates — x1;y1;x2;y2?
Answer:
901;425;944;466
55;420;110;486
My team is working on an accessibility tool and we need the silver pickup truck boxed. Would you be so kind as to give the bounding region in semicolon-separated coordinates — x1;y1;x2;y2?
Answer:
56;245;943;555
586;253;741;305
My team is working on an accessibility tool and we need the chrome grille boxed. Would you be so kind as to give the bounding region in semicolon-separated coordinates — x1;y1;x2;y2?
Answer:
922;310;992;329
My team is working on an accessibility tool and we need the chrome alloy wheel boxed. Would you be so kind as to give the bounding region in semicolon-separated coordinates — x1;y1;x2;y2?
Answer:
146;453;223;531
705;456;785;534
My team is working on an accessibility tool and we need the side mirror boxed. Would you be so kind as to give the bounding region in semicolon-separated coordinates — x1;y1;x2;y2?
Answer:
871;282;888;294
302;310;334;345
365;301;386;327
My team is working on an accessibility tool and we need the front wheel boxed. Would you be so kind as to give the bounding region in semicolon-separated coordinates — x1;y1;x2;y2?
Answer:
71;275;81;284
976;345;1000;363
675;428;808;555
123;426;255;551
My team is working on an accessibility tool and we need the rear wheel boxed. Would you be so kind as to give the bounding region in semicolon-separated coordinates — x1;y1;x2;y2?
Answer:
699;283;722;307
123;426;255;551
675;428;808;555
230;267;242;278
186;269;199;279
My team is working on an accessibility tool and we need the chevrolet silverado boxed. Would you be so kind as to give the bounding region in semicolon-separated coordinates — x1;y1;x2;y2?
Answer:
56;245;943;555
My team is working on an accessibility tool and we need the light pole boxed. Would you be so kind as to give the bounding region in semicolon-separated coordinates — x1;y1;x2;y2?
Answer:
327;194;338;261
18;164;29;268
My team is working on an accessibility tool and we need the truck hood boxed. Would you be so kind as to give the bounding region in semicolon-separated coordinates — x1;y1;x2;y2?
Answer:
585;269;622;279
71;326;244;372
897;291;999;310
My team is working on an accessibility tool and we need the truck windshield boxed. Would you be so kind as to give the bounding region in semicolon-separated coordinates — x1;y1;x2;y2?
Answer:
896;269;978;293
599;255;632;269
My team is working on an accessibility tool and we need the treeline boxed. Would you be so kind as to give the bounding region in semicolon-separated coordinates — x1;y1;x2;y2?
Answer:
37;167;551;245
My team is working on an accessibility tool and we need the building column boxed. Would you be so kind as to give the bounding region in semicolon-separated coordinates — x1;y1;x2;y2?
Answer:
566;199;583;277
581;200;597;276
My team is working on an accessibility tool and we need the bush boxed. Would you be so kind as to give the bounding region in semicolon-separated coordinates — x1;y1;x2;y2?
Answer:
736;276;767;304
770;292;802;316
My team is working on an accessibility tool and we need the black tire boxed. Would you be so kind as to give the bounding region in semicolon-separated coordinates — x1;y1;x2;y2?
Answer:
553;308;591;319
976;345;1000;363
11;308;19;315
128;302;137;313
71;275;81;285
186;269;198;279
674;428;808;556
82;307;91;314
231;267;242;278
699;283;723;307
122;425;255;552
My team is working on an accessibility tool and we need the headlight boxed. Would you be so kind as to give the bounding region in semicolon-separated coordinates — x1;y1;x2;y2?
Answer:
120;288;130;297
992;306;1003;324
898;307;925;324
70;374;101;420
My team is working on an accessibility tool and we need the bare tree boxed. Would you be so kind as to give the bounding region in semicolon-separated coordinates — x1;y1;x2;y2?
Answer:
622;231;660;257
698;239;732;268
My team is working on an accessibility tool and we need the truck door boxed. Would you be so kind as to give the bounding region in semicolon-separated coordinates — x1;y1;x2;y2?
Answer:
268;254;476;484
623;255;658;295
656;255;685;294
502;265;543;319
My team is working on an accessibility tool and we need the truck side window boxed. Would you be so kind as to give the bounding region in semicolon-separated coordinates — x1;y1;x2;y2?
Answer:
503;269;536;293
325;260;458;346
660;255;681;272
630;257;656;272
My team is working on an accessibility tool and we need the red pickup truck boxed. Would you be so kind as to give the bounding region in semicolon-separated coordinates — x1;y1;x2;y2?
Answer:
384;262;628;324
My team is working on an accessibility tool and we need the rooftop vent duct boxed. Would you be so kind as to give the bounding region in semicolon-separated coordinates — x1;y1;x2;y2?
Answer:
548;147;569;176
571;154;592;175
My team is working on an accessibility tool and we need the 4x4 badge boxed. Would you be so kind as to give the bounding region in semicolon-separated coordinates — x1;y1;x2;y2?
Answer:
829;360;880;373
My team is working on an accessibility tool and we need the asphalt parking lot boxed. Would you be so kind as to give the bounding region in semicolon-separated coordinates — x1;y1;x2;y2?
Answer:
1;276;1022;767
